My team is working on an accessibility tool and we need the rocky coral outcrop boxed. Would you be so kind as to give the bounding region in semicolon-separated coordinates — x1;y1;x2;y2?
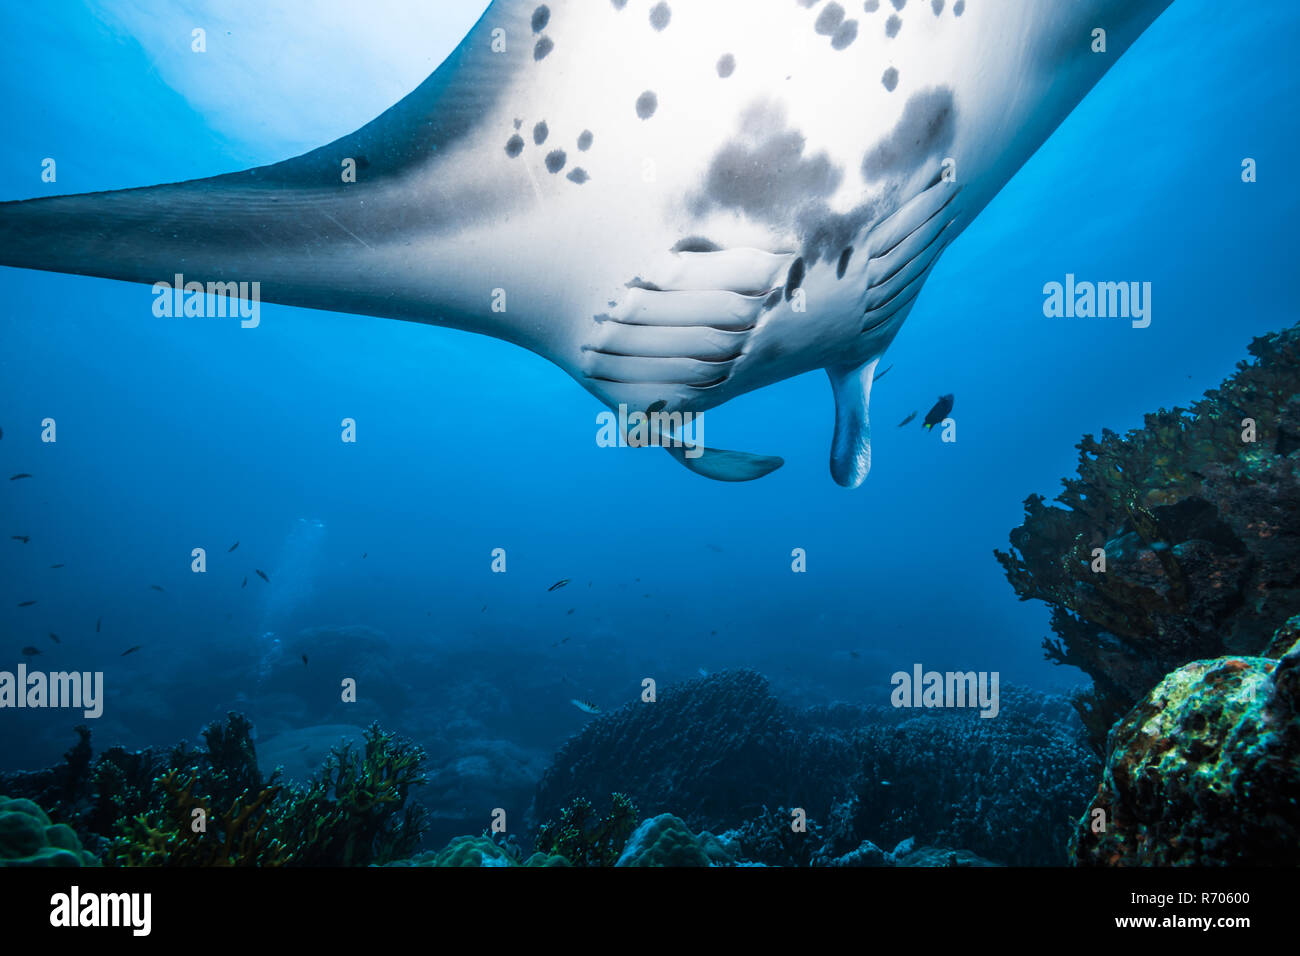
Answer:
1071;617;1300;866
0;796;98;867
996;323;1300;749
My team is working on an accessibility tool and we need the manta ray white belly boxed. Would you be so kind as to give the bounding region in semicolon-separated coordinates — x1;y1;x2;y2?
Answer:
0;0;1175;486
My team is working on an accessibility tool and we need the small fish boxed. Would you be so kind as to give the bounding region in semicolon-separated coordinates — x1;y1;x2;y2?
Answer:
228;541;239;552
698;667;709;677
121;645;142;657
17;600;36;607
362;552;367;559
548;579;570;592
150;585;165;592
880;780;892;787
922;394;955;431
481;604;487;612
21;646;40;656
567;608;575;615
255;569;269;583
849;650;861;660
570;699;601;714
11;535;29;543
551;636;571;647
9;473;32;480
48;632;60;644
95;616;102;633
897;411;918;428
301;654;309;667
873;363;894;383
49;563;64;569
0;426;3;439
706;544;723;553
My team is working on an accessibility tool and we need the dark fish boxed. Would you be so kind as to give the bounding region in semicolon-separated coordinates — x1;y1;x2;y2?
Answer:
95;616;102;633
48;632;60;644
49;563;64;569
567;608;575;615
547;579;570;592
255;569;269;582
301;654;309;667
121;645;142;657
17;600;36;607
241;576;247;588
21;646;40;656
551;636;571;647
849;650;861;659
873;363;894;383
0;426;3;439
10;473;32;480
362;552;367;559
228;541;239;552
150;585;165;592
922;394;955;431
11;535;29;543
481;605;487;612
897;411;918;428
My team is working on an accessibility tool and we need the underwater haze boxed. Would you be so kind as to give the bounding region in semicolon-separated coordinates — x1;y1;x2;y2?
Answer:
1;0;1297;867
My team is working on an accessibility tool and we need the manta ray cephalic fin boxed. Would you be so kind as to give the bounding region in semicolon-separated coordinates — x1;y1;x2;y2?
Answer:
827;358;879;489
662;443;785;482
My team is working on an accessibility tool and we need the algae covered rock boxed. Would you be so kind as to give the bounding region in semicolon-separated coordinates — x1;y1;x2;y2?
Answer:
0;796;99;867
615;814;738;867
1072;620;1300;866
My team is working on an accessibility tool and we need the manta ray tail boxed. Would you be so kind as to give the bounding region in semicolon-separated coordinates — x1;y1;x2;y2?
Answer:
827;359;878;488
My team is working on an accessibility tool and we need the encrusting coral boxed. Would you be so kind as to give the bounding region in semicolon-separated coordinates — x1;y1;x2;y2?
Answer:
1071;615;1300;866
996;323;1300;749
0;795;99;867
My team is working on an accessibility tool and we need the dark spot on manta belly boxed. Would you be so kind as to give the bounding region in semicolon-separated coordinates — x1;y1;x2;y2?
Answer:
636;91;658;119
864;0;879;10
815;3;846;34
534;37;554;60
931;0;944;14
763;290;783;311
882;67;899;91
650;2;671;30
611;0;627;9
954;0;965;14
505;135;525;157
784;257;805;301
717;53;736;78
862;87;956;181
891;0;907;8
627;277;663;291
532;5;550;32
567;167;590;184
832;20;859;48
534;121;549;145
673;236;722;253
886;14;902;36
837;247;854;279
546;150;567;173
578;129;594;150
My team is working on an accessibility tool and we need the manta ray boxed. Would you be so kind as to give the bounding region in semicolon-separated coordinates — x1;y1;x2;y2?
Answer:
0;0;1174;486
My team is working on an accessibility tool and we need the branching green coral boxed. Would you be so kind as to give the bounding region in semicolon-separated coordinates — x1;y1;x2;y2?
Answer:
534;793;638;866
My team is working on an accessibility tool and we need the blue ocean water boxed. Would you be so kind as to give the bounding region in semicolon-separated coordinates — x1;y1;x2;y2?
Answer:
0;0;1295;805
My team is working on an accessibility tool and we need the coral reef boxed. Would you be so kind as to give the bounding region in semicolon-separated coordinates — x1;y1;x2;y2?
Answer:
614;814;739;867
533;793;638;866
390;835;569;867
534;671;1093;865
996;323;1300;749
1;714;428;867
1071;617;1300;866
0;796;99;867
